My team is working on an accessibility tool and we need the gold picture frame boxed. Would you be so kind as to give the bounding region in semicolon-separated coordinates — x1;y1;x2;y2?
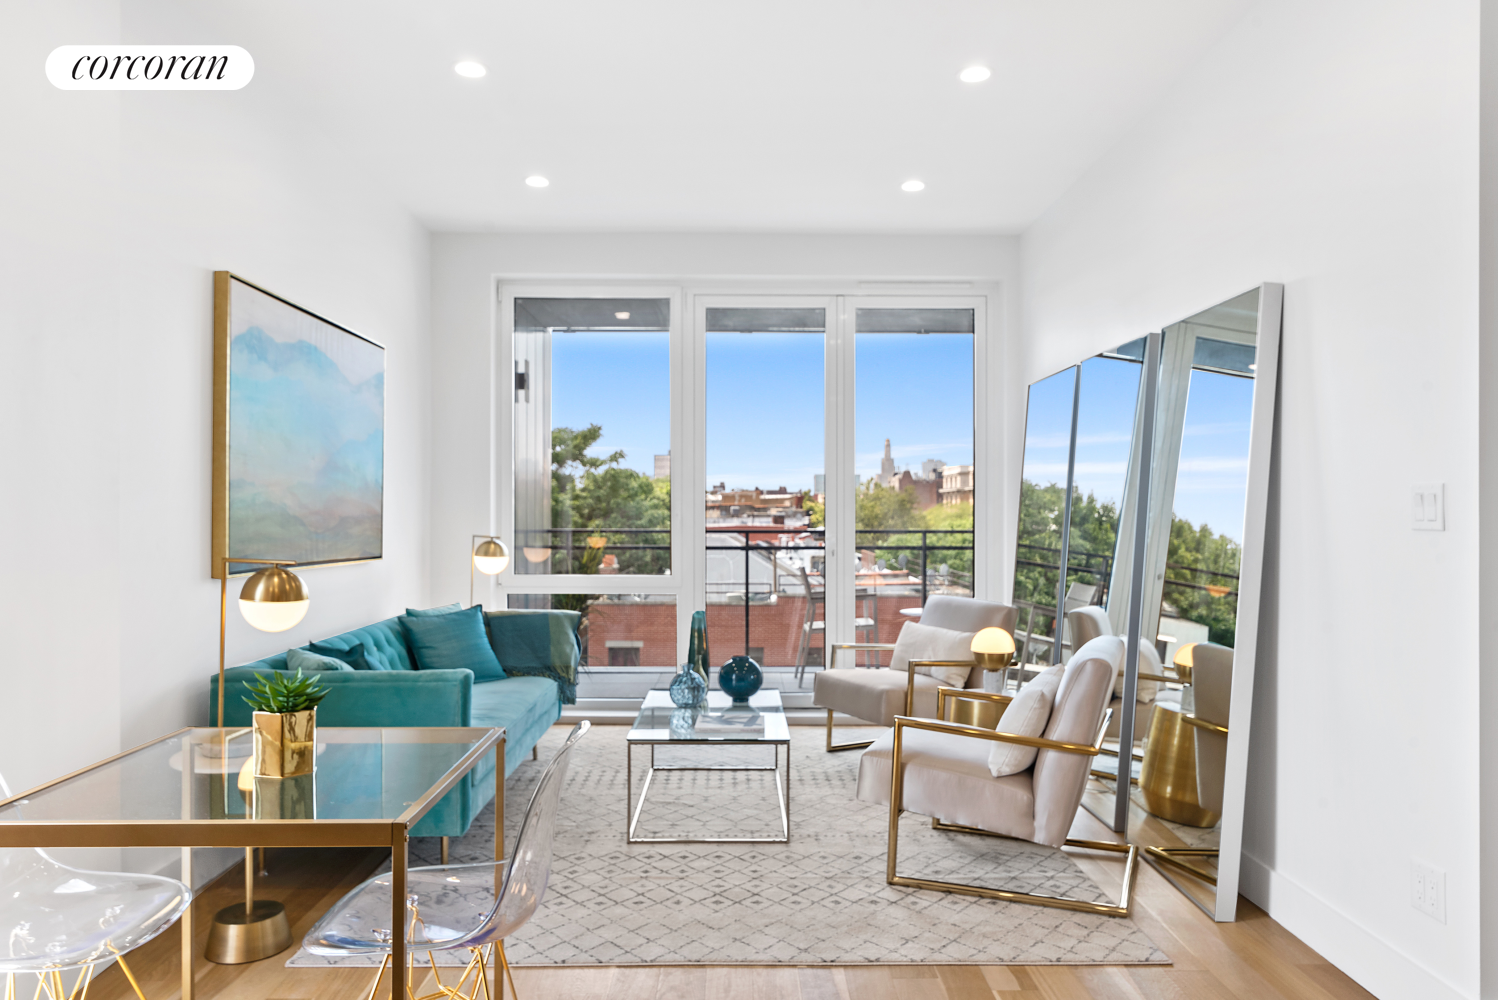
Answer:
212;272;385;579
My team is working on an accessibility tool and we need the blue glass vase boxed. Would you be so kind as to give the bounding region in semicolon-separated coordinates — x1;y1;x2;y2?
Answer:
718;655;763;703
669;664;708;707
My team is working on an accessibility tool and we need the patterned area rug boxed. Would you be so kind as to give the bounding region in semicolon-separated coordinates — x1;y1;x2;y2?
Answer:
287;725;1168;967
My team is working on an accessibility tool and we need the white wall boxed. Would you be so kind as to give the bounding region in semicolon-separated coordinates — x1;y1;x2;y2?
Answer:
1020;1;1479;996
0;1;431;832
427;232;1020;612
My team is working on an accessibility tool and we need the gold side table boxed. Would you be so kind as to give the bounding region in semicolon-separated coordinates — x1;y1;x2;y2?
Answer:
1138;703;1220;828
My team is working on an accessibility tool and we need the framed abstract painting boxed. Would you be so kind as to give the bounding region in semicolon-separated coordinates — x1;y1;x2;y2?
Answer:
212;272;384;578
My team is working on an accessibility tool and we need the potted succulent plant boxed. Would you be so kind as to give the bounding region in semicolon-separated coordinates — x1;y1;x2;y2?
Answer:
243;668;328;778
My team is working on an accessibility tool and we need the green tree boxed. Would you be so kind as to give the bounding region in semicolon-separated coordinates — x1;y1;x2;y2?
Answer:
1162;516;1241;646
853;483;975;589
548;425;671;576
1012;479;1120;633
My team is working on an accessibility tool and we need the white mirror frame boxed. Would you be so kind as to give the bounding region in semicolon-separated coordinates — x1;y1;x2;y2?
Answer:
1212;280;1283;921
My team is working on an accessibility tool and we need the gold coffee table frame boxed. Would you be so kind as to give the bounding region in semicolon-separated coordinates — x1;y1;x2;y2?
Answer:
0;725;505;1000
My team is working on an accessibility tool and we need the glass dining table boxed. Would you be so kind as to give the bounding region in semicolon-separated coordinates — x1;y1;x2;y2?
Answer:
0;725;505;1000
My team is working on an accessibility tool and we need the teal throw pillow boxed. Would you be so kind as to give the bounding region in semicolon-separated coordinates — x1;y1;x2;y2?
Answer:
287;647;354;672
307;640;376;671
405;603;463;618
399;605;506;681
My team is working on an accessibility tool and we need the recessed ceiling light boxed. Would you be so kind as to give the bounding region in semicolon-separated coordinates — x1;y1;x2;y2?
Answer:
525;175;549;188
901;179;925;193
615;311;630;320
959;65;991;84
454;61;486;79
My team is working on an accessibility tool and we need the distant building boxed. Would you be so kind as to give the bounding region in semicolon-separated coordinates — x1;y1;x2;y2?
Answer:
922;458;947;480
880;439;897;484
704;486;809;527
813;473;825;496
940;465;975;505
654;453;670;480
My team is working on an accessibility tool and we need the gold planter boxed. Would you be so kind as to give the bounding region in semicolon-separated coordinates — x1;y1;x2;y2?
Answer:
252;709;316;778
1138;703;1221;828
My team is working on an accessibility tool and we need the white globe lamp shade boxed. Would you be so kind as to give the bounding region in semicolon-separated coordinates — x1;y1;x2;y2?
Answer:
473;537;510;575
237;565;311;633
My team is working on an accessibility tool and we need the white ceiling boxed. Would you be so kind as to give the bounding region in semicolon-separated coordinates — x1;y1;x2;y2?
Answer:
171;0;1255;234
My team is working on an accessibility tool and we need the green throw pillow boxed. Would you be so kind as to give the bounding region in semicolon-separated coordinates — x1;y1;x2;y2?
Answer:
307;639;376;671
405;603;463;617
399;605;506;681
286;647;354;672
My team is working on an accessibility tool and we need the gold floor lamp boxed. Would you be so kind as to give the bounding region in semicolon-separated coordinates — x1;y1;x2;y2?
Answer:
470;534;510;608
205;557;310;966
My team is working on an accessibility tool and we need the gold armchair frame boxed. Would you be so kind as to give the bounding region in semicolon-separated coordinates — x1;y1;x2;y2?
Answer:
822;643;896;751
820;646;981;752
887;689;1139;917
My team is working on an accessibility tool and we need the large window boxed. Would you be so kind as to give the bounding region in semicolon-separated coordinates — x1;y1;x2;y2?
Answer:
852;307;975;653
500;287;990;669
512;297;671;576
704;307;825;667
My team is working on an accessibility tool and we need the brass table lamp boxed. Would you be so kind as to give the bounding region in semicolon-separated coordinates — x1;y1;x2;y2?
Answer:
206;557;310;965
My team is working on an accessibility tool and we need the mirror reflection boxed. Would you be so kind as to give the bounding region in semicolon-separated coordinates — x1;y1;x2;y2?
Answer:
1015;285;1279;920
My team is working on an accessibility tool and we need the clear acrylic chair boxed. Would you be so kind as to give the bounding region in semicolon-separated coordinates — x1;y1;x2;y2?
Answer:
0;773;192;1000
304;721;589;1000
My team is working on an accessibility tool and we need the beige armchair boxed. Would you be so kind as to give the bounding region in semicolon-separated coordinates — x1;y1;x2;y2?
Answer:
1145;642;1232;886
855;635;1138;916
811;596;1018;752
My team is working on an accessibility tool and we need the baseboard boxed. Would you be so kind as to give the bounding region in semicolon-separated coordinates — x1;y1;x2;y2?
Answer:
1238;852;1468;1000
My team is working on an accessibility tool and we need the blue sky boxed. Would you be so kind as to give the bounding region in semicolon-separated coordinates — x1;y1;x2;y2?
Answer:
549;332;974;493
1021;357;1254;543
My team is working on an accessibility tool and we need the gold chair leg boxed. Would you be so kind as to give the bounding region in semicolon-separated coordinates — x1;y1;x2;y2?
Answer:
363;954;391;1000
1144;846;1219;885
440;837;450;865
497;941;518;1000
886;813;1140;917
824;709;873;752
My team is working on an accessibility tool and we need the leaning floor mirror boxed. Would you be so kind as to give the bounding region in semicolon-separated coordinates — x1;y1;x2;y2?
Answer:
1012;283;1282;921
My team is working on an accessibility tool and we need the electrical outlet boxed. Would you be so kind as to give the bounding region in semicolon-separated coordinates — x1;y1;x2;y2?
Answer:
1411;861;1445;923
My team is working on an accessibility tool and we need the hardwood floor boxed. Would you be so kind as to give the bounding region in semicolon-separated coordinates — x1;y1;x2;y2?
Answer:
76;764;1373;1000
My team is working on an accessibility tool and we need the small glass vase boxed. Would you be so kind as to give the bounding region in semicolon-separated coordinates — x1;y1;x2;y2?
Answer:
669;664;708;707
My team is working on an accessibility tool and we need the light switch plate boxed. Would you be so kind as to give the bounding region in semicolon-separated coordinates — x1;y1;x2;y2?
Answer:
1413;483;1444;531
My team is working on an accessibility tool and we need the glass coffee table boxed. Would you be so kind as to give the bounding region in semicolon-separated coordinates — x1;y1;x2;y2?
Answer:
0;725;504;1000
626;688;790;844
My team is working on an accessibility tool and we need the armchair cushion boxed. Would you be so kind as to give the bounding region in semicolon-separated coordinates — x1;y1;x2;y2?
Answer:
1031;635;1125;846
813;667;942;726
857;727;1036;842
987;665;1063;777
888;622;974;687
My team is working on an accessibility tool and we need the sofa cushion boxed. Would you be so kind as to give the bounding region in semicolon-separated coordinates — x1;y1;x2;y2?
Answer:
307;640;375;671
308;617;415;671
813;667;942;726
470;675;561;744
286;647;354;672
401;606;506;681
406;603;463;617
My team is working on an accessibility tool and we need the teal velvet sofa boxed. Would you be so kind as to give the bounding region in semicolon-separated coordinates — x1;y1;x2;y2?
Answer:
208;609;579;839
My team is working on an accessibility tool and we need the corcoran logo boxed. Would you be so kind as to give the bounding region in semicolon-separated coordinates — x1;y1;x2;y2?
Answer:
46;45;254;90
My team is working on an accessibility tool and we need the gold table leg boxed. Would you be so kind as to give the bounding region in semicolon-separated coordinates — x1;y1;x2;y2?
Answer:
391;828;407;1000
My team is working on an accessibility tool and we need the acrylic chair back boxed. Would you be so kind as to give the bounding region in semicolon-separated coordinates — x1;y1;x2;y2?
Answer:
471;720;589;945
